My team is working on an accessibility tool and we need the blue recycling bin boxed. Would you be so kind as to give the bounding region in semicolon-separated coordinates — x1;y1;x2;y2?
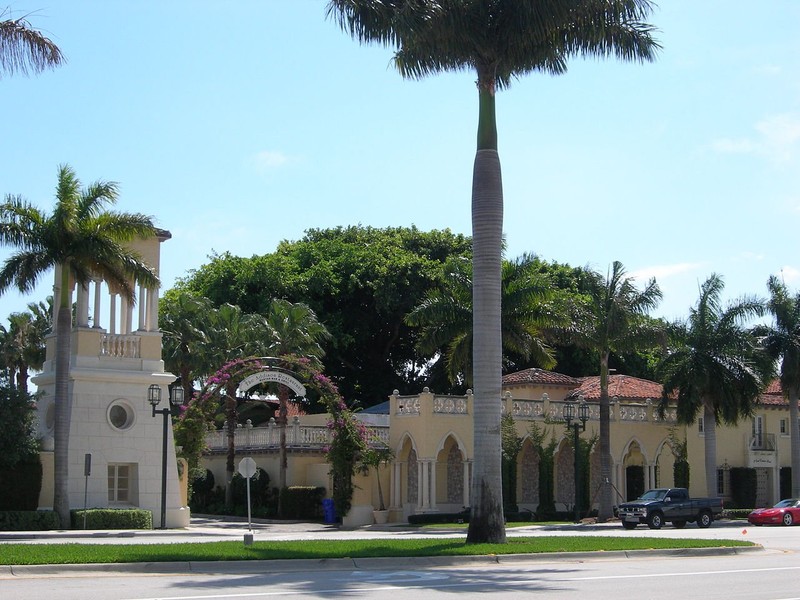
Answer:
322;498;336;524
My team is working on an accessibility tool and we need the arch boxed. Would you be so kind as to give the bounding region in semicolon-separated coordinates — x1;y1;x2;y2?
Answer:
396;432;418;459
619;437;651;465
517;437;540;506
555;437;575;506
434;430;468;459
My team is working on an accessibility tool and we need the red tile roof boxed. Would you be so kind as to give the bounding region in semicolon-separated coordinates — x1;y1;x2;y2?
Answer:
502;368;580;387
566;375;664;402
760;379;787;406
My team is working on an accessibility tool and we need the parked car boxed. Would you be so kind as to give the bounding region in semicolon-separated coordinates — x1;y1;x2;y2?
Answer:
617;488;724;529
748;499;800;526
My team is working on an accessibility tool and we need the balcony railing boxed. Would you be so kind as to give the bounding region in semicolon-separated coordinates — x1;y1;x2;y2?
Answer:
204;421;390;452
750;433;775;451
100;334;140;358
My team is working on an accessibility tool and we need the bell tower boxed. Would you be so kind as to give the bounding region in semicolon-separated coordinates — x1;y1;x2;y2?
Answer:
33;230;189;527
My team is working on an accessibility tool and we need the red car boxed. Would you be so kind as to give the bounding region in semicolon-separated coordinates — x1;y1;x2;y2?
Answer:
748;499;800;526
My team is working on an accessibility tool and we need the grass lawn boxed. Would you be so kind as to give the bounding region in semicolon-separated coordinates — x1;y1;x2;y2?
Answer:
0;536;755;566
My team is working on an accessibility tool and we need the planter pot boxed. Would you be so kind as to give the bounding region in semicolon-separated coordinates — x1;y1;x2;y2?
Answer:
373;510;389;524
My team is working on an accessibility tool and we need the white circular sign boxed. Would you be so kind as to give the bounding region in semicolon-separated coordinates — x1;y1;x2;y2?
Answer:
238;457;257;478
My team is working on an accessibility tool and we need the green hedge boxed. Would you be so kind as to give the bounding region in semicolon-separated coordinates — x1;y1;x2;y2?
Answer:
279;486;326;520
70;508;153;530
0;510;59;531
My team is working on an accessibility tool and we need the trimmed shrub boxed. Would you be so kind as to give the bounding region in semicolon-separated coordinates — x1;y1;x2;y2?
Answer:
0;459;42;511
231;468;272;507
190;468;215;505
70;508;153;530
279;486;326;520
408;510;470;525
674;460;690;489
0;510;59;531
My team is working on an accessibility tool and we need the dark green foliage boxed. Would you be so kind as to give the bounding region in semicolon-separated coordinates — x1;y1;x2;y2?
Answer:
70;509;153;530
723;508;753;519
534;433;557;519
780;467;792;500
231;468;273;508
0;385;38;469
279;486;326;520
0;458;41;510
189;468;215;506
729;468;757;509
674;461;690;489
169;226;472;405
501;414;522;512
0;510;59;531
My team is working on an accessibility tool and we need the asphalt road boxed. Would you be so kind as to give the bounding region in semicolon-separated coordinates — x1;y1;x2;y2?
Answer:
1;518;799;600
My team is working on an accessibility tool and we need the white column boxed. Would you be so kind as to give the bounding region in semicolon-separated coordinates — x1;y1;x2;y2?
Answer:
417;461;425;509
125;297;134;334
109;293;117;335
429;459;437;510
137;284;146;331
146;287;157;331
392;462;402;508
77;282;89;327
92;279;102;329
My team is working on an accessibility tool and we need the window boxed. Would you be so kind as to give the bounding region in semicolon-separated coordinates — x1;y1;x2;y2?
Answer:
107;400;135;431
717;469;725;495
698;417;704;434
108;464;138;505
780;419;788;435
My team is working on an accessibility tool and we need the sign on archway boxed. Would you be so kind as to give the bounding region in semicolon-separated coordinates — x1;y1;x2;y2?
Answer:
237;370;307;397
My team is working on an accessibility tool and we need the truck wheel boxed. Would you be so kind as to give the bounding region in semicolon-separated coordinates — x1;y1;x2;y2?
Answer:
673;520;686;529
647;512;663;529
782;512;793;526
697;511;712;528
622;521;637;530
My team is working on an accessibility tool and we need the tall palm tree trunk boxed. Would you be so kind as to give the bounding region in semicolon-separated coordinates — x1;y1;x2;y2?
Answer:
466;66;505;544
598;354;613;520
790;392;800;497
703;401;718;497
53;266;73;527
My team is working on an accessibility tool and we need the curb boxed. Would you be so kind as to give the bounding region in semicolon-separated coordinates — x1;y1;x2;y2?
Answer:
1;545;764;577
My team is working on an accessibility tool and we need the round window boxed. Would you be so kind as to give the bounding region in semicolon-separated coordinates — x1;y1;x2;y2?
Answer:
107;401;135;430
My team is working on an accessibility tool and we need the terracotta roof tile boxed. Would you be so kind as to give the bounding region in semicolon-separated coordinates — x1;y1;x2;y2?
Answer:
502;368;580;387
760;379;787;406
566;375;663;402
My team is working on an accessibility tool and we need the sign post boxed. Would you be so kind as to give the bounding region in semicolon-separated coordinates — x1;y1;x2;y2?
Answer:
83;454;91;529
238;457;257;544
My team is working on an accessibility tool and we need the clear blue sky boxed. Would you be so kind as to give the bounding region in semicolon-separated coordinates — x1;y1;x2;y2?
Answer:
2;1;799;326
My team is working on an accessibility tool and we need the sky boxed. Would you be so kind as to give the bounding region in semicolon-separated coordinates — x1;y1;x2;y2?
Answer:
2;1;799;327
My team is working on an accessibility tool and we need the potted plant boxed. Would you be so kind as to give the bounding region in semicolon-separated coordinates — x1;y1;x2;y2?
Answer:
360;445;394;524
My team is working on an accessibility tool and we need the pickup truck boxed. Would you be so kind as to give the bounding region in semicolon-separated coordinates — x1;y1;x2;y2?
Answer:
617;488;724;530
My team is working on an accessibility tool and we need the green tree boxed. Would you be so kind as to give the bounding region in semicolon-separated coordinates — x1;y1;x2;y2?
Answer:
327;0;659;543
657;274;770;497
756;275;800;497
406;254;563;387
172;225;472;403
160;293;215;402
0;383;38;469
565;261;662;520
0;301;50;393
1;8;64;78
0;164;159;526
261;298;330;516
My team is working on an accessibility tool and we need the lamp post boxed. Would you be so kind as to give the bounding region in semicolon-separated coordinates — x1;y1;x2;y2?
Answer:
148;383;184;529
563;397;590;523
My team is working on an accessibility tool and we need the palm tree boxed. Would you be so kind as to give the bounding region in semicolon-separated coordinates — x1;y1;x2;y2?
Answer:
160;292;216;402
0;164;159;526
327;0;659;543
0;308;47;393
568;261;662;520
1;9;64;77
657;274;770;497
757;275;800;497
262;299;330;516
406;254;562;387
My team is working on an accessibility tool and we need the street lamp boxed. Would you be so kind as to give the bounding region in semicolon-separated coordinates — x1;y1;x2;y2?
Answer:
563;396;590;523
148;382;184;529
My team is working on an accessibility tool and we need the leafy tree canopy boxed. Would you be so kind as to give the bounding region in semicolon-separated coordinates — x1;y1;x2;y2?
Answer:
167;226;473;405
0;384;38;469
